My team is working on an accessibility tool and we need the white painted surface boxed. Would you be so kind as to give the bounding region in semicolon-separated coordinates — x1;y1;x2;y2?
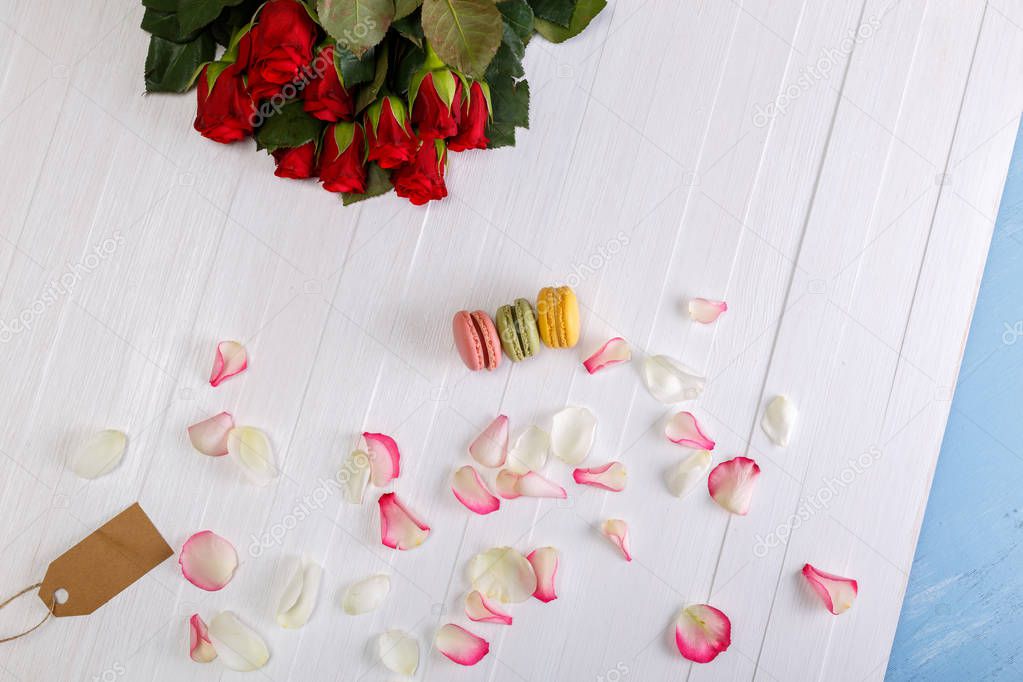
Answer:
1;1;1022;681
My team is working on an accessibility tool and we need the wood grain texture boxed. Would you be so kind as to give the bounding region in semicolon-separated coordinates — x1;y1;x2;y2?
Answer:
1;1;1021;681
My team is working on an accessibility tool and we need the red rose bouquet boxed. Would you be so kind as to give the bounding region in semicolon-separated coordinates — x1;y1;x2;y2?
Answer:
141;0;606;205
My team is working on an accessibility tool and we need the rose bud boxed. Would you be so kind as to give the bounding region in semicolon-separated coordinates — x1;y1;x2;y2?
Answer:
301;45;354;122
448;81;491;152
393;139;448;206
194;62;257;144
240;0;319;102
320;123;368;194
411;70;462;139
272;141;318;179
365;96;418;169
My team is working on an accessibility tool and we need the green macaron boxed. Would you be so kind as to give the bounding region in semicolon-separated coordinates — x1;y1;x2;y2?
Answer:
496;298;540;362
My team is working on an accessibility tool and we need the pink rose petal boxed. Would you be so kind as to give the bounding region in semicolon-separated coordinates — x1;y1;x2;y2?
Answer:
209;340;247;387
495;469;522;499
452;465;501;515
179;531;238;591
435;623;490;666
583;337;631;374
464;590;513;625
189;613;217;663
187;412;234;457
363;432;401;487
601;519;631;561
688;298;728;324
674;604;731;663
802;563;858;615
708;457;761;515
469;415;509;468
525;547;559;603
516;471;568;499
665;411;716;450
572;462;627;492
378;492;430;550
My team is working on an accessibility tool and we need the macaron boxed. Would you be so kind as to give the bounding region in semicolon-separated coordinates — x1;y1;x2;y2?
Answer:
536;286;580;349
496;298;540;362
453;310;502;371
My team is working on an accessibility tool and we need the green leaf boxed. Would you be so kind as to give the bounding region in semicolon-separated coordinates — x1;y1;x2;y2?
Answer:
334;45;377;87
143;0;179;11
394;0;422;20
485;72;528;147
534;0;605;43
421;0;504;79
527;0;574;27
497;0;533;42
391;42;426;95
254;101;324;151
144;33;216;93
343;163;393;204
317;0;395;58
354;42;389;113
177;0;244;36
486;121;516;148
392;14;424;47
485;22;525;81
141;9;201;43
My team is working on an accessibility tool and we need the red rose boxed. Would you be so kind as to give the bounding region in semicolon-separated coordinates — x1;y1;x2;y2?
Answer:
411;70;461;139
320;123;368;194
194;62;257;144
240;0;318;101
272;141;318;179
393;139;448;205
365;96;417;169
301;45;354;122
448;81;490;152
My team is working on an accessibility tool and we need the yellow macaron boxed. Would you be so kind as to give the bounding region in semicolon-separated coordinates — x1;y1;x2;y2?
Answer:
536;286;580;349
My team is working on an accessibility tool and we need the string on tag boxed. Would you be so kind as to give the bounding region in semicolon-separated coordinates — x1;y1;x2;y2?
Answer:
0;582;56;644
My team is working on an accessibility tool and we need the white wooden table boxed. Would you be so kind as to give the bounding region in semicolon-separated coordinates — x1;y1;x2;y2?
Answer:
2;1;1023;680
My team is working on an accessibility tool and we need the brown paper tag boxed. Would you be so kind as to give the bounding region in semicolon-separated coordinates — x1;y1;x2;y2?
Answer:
38;503;172;617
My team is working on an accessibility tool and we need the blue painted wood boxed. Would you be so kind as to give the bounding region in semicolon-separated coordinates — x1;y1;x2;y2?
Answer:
888;120;1023;681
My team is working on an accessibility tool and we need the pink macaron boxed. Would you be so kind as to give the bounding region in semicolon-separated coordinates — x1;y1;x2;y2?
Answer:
453;310;501;371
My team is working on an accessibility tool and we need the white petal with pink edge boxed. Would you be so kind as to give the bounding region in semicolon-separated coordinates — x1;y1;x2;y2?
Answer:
550;406;597;465
688;298;728;324
469;547;537;603
71;429;127;480
469;415;509;468
526;547;559;603
362;432;401;487
464;590;513;624
226;426;278;486
642;355;705;403
802;563;858;614
436;624;490;666
666;451;712;498
209;340;247;387
341;450;371;504
665;411;715;450
762;395;797;447
342;574;391;615
506;426;549;473
452;465;501;515
179;531;238;591
189;614;216;663
708;457;761;515
187;412;234;457
515;471;567;499
378;492;430;550
377;630;419;676
573;462;627;492
674;604;731;663
583;337;631;374
601;519;632;561
495;469;522;499
207;611;269;672
276;556;322;629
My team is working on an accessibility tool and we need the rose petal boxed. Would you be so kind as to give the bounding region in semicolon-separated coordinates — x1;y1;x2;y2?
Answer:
452;465;501;515
495;469;521;499
674;604;731;663
179;531;238;591
378;492;430;550
802;563;858;615
762;395;797;447
469;415;509;468
436;624;490;666
688;298;728;324
276;557;322;628
506;426;549;473
207;611;270;672
708;457;761;515
189;614;216;663
583;337;631;374
665;411;716;450
378;630;419;676
666;450;713;497
362;432;401;487
515;471;568;499
342;574;391;615
341;450;371;504
226;426;278;486
601;519;632;561
642;355;705;403
525;547;559;603
187;412;234;457
71;429;127;479
572;462;627;492
550;406;597;465
464;590;513;624
469;547;538;603
209;340;247;387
